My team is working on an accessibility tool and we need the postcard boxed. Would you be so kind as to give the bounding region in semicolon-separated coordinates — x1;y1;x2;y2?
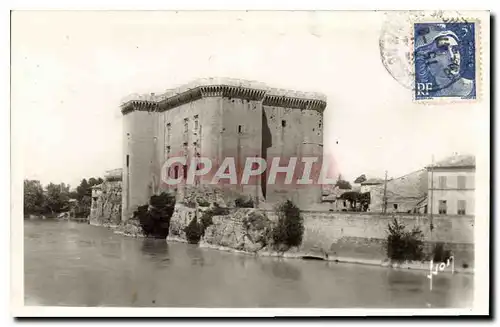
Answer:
11;10;490;317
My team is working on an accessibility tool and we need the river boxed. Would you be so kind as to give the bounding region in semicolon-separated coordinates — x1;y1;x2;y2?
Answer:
24;220;473;308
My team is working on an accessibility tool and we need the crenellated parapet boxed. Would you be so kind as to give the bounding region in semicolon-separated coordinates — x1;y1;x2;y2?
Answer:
263;95;326;111
121;77;327;114
121;100;158;115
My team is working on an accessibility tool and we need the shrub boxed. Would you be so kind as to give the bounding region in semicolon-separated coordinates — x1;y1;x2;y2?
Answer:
184;216;203;244
271;200;304;249
136;192;176;239
385;218;424;262
432;242;453;262
185;200;197;208
198;206;231;237
197;198;211;207
235;197;254;208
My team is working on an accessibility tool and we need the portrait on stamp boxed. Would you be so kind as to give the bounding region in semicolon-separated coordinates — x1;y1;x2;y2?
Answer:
414;22;476;100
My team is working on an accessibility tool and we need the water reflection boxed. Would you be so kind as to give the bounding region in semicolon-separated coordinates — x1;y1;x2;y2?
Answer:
140;238;170;265
268;260;302;281
24;221;474;308
185;244;205;267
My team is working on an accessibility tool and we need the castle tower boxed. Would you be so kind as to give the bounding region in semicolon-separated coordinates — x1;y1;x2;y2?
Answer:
120;78;327;219
121;95;159;220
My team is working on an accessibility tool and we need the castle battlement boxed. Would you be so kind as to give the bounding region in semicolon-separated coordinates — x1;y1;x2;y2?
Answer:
121;78;327;114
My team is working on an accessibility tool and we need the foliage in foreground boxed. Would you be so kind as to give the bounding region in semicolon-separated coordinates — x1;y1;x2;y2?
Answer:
432;242;453;262
184;204;231;244
235;197;254;208
271;200;304;250
135;192;176;239
385;218;424;262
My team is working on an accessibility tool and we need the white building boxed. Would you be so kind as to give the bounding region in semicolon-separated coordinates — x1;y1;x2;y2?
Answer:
427;155;475;216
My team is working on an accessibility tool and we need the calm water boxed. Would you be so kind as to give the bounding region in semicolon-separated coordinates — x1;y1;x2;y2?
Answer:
24;220;473;308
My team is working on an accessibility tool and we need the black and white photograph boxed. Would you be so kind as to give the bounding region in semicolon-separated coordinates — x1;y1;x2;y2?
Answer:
9;9;491;317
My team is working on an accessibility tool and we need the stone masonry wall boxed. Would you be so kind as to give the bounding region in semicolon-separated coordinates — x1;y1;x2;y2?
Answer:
266;211;475;268
168;199;474;268
89;180;122;226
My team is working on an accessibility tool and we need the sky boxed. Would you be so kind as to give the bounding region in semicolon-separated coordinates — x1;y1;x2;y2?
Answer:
12;11;483;189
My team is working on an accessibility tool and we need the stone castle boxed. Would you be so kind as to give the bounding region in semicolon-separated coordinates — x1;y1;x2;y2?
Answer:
120;78;327;220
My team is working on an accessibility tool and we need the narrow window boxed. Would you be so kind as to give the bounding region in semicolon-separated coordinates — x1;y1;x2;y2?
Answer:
238;125;243;133
393;204;398;210
282;120;286;127
174;166;179;179
183;164;188;180
166;123;171;146
457;176;466;189
438;200;447;215
194;115;199;130
457;200;466;215
126;155;129;167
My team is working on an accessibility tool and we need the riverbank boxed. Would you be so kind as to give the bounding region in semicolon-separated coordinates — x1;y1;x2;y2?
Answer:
25;220;474;308
165;235;474;275
89;205;474;275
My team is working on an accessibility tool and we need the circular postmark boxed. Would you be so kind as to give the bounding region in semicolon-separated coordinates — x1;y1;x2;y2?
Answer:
379;10;466;90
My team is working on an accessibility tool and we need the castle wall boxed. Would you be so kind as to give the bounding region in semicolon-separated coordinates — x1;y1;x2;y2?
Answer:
121;79;328;217
220;97;264;202
157;97;224;194
122;110;157;220
263;105;323;208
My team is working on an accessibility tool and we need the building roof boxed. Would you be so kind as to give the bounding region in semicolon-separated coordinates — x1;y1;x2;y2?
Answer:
105;168;123;181
428;154;475;169
371;169;428;201
361;178;385;185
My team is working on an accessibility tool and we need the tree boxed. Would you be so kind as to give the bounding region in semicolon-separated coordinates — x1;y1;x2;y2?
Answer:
88;177;103;187
272;200;304;249
44;183;70;214
354;174;367;184
24;179;45;215
76;178;90;201
137;192;176;239
335;174;352;190
336;180;352;190
385;219;424;262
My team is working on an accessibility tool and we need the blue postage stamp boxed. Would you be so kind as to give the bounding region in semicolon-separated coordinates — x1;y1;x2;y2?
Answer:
414;22;476;100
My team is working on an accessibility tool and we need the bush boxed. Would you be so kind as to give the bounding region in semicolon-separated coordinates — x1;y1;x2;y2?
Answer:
199;206;231;237
432;242;452;262
385;218;424;262
235;197;254;208
271;200;304;249
185;216;203;244
184;205;232;243
197;198;211;207
136;192;176;239
185;200;197;208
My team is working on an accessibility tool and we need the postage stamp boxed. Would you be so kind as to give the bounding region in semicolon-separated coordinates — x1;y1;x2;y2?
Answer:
414;22;476;100
379;11;481;103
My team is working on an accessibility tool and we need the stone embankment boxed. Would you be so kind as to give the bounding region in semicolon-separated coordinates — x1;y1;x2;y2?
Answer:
90;183;474;274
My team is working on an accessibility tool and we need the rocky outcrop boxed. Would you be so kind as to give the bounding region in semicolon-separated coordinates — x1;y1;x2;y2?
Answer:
114;218;145;237
89;180;122;226
203;208;272;252
168;204;273;253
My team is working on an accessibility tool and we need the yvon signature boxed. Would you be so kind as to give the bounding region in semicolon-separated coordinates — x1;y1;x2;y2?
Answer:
427;256;455;291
